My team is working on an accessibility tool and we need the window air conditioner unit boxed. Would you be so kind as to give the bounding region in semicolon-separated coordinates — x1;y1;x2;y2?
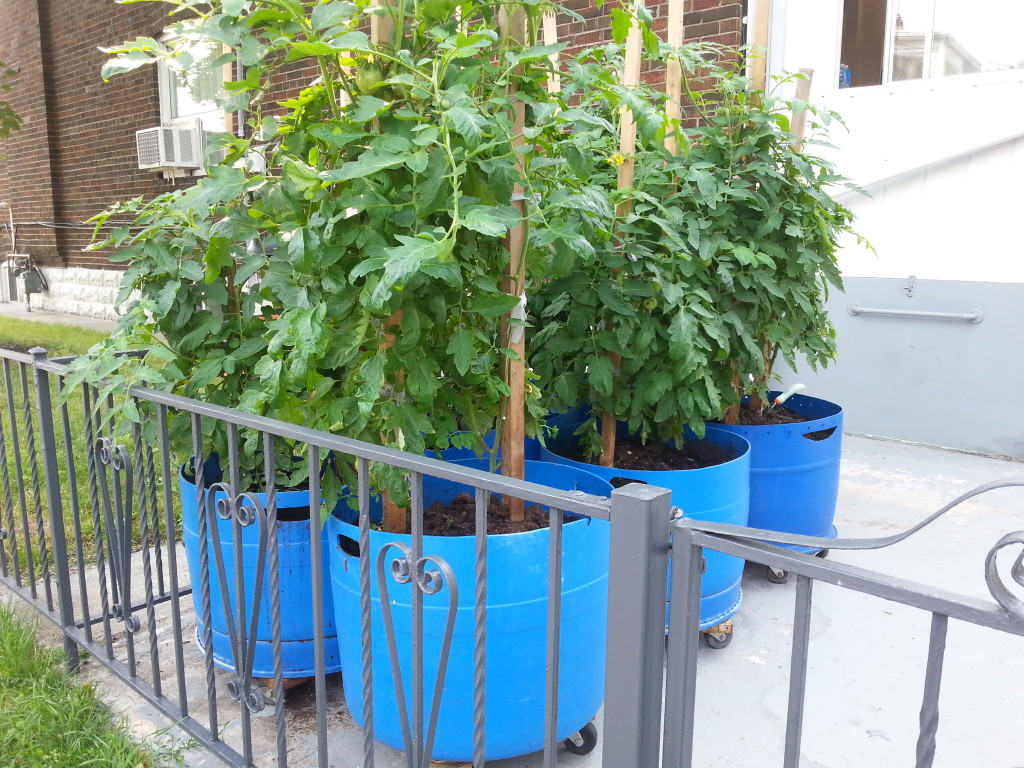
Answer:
135;124;202;171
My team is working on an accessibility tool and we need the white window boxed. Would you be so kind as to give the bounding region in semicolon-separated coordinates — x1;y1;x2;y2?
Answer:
840;0;1024;88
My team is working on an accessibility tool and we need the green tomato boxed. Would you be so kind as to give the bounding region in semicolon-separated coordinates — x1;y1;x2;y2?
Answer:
643;298;658;311
355;64;384;96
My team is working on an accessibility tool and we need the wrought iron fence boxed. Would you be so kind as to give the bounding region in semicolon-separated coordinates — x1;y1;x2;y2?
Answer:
0;345;1022;768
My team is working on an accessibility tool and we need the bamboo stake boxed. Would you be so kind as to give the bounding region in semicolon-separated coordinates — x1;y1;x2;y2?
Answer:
498;5;530;520
663;0;685;155
598;5;643;468
790;67;813;152
543;11;561;94
747;68;813;415
749;0;773;92
369;0;406;533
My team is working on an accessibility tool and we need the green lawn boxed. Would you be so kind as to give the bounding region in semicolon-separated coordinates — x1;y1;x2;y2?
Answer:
0;315;109;358
0;601;167;768
0;316;176;580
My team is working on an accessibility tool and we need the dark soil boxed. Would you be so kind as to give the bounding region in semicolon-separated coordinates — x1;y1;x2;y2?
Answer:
562;436;735;488
726;402;835;441
609;436;735;472
732;402;805;426
422;492;553;536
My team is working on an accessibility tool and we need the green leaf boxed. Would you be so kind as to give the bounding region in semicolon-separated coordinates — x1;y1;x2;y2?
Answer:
609;8;632;45
322;150;406;182
348;94;391;123
445;106;486;147
155;280;179;318
462;205;520;237
447;326;475;376
372;234;455;305
308;123;369;147
470;293;520;318
588;355;614;397
204;236;234;283
406;150;429;174
223;0;248;18
311;1;358;30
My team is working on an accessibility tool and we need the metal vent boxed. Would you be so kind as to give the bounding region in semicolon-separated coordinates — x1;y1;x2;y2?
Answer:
135;124;203;171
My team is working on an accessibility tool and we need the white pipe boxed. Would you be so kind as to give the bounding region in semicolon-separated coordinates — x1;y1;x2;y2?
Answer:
773;383;806;407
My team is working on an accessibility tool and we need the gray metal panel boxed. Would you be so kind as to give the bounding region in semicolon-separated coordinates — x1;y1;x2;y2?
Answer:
782;277;1024;458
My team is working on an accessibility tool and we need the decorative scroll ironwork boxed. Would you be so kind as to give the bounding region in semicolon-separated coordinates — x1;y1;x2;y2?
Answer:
985;530;1024;622
377;542;459;768
675;478;1024;624
205;482;275;713
96;437;140;634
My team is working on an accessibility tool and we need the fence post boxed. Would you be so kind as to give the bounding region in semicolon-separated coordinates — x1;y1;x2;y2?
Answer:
30;347;79;670
602;482;672;768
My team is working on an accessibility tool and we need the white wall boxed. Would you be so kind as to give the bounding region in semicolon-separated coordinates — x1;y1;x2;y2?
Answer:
767;2;1024;456
30;267;123;320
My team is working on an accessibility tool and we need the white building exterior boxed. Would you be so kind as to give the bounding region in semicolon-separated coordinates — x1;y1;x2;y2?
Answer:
764;0;1024;458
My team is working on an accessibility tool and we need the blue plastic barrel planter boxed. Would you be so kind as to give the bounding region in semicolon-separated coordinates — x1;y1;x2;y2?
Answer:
180;468;340;677
715;392;843;553
327;459;610;761
539;414;750;632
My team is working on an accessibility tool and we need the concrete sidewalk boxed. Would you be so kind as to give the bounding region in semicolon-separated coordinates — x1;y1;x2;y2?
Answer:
0;298;118;333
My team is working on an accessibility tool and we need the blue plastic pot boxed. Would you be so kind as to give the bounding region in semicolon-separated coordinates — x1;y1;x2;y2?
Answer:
539;414;750;631
327;459;611;761
180;467;340;678
715;392;843;552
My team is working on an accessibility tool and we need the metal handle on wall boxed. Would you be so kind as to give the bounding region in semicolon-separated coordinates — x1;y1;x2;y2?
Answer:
847;303;984;324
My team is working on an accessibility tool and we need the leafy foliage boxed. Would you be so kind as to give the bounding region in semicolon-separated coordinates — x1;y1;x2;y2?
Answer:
66;0;864;489
0;61;21;141
67;0;573;504
528;50;865;457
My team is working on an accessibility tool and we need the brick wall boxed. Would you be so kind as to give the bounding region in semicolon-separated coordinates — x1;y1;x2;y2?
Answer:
557;0;746;90
0;0;183;270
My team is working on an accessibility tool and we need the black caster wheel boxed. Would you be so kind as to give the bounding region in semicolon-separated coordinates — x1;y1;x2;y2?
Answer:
766;565;790;584
703;629;733;649
563;721;598;755
816;548;830;559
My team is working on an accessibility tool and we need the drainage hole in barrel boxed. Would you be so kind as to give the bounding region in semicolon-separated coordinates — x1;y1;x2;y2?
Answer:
338;535;360;557
803;427;836;442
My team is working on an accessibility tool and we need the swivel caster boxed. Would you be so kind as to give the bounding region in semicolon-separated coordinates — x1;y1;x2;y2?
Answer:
563;721;598;755
766;565;790;584
702;620;734;649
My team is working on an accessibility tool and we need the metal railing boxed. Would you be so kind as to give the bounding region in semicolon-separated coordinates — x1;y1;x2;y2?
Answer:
0;345;1022;768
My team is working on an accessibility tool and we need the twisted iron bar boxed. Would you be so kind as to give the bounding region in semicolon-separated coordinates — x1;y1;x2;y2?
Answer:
378;541;459;768
674;478;1024;622
205;482;274;714
96;436;140;635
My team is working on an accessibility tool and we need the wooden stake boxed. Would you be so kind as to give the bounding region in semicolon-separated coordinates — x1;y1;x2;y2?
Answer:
599;5;643;469
367;0;407;533
370;0;395;50
749;0;773;92
498;6;530;520
543;11;561;94
663;0;685;155
790;67;813;152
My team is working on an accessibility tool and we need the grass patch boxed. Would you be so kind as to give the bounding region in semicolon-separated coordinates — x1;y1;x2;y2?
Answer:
0;315;109;358
0;316;178;578
0;601;166;767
